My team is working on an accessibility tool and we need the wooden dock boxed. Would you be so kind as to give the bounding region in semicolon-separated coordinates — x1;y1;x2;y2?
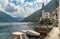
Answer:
45;27;59;39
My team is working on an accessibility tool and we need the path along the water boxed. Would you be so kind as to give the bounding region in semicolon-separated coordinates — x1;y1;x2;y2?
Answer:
45;27;59;39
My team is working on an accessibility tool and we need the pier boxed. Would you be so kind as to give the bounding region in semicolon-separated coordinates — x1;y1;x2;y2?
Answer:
45;27;59;39
10;27;59;39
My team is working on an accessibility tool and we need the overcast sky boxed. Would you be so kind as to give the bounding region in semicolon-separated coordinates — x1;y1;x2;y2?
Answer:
0;0;51;18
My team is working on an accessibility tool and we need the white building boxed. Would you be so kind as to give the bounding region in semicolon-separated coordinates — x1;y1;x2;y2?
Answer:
41;3;50;19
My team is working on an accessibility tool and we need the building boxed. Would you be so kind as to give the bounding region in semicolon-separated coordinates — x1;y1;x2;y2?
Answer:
50;7;58;26
41;3;50;19
42;12;50;19
40;3;58;26
51;8;58;20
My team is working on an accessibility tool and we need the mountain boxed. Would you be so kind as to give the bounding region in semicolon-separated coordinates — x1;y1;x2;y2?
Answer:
22;0;58;22
0;11;24;22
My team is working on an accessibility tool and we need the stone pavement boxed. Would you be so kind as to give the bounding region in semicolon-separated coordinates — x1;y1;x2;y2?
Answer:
45;27;59;39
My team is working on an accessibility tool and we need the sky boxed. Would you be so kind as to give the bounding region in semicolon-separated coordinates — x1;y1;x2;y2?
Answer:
0;0;51;18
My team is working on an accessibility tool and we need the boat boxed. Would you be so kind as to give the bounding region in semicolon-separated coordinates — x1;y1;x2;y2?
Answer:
34;26;53;35
21;30;40;36
10;32;29;39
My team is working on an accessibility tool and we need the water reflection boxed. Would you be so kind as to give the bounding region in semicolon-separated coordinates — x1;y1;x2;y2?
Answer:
0;22;40;39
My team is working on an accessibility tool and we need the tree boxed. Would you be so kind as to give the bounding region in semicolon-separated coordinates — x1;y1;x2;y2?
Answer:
40;18;52;26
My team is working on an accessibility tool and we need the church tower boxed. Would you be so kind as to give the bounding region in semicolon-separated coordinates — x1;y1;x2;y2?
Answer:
42;3;44;14
41;3;50;19
41;3;45;19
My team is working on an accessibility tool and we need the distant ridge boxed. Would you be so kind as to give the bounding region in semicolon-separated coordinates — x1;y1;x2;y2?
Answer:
0;11;24;22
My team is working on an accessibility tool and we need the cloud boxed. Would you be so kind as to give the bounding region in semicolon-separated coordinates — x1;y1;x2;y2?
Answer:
5;5;26;17
0;0;9;11
2;0;9;6
36;0;44;3
27;2;33;6
17;0;25;3
24;2;33;6
5;4;17;12
36;0;51;3
9;0;13;1
16;6;28;17
0;0;52;18
24;0;35;2
0;4;2;11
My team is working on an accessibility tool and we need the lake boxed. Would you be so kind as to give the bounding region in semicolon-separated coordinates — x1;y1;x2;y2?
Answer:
0;22;41;39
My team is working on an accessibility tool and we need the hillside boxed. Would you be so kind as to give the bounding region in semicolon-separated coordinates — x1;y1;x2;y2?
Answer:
22;0;58;22
0;11;24;22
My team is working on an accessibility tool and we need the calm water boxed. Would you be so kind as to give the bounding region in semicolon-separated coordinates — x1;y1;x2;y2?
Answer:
0;22;40;39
